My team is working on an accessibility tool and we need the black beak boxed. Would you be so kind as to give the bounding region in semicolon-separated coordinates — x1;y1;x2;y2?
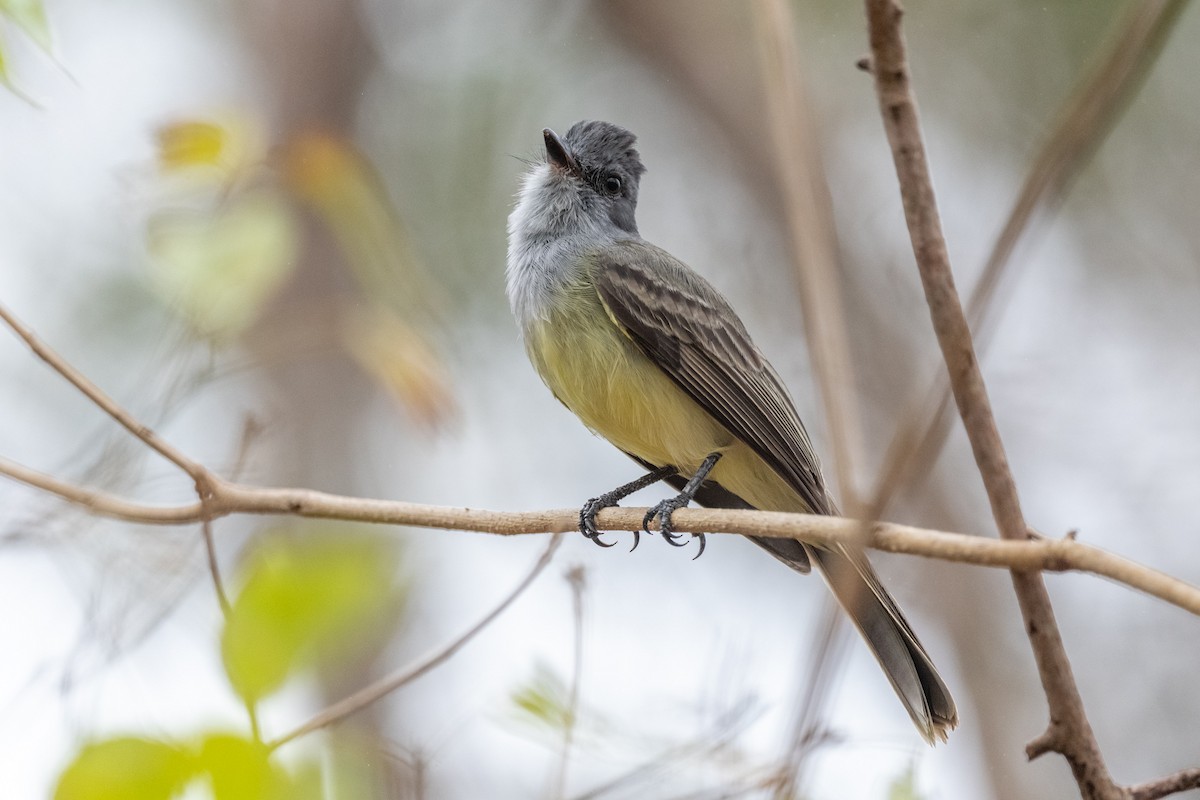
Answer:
543;128;581;175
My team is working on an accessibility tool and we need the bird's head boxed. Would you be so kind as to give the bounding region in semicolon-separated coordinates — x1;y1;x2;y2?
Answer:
512;120;647;240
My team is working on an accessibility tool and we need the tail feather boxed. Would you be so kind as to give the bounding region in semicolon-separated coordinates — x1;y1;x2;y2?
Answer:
809;545;958;743
621;458;955;742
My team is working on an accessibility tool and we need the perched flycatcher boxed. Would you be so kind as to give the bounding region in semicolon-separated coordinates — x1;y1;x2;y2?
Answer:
505;120;957;743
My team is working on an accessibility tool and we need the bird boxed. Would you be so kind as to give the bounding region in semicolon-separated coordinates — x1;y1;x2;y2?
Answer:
505;119;957;743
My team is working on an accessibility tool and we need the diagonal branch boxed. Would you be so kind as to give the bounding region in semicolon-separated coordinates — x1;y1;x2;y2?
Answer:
862;2;1122;797
1130;769;1200;800
867;0;1193;520
0;304;208;485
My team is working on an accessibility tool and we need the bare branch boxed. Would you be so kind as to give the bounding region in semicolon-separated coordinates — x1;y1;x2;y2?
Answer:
200;516;233;618
553;565;587;799
267;532;564;750
0;302;256;737
0;303;209;486
868;0;1193;520
863;2;1128;796
4;455;1199;618
752;0;866;512
1130;769;1200;800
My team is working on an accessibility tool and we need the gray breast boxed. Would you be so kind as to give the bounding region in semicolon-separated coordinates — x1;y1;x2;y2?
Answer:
506;164;615;328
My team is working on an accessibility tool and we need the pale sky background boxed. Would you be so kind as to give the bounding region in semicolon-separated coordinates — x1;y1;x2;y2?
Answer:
2;1;1199;798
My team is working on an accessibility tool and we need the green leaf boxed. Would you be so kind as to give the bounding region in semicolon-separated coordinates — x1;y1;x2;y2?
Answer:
54;737;193;800
511;662;572;730
146;192;298;338
221;530;403;703
887;762;925;800
195;733;323;800
0;0;52;52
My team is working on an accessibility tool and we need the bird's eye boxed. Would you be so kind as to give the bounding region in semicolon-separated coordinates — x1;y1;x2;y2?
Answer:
602;175;622;196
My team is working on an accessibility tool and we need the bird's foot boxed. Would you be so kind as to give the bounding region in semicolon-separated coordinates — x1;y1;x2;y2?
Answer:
579;493;621;548
642;497;707;560
578;464;678;552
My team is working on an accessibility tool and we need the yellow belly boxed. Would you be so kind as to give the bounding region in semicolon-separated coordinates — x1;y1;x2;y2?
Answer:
525;297;810;514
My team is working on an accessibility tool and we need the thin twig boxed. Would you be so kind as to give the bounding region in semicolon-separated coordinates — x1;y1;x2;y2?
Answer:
569;697;762;800
4;455;1199;618
1;302;257;741
867;0;1193;520
771;598;846;799
200;517;232;618
0;303;208;484
1129;769;1200;800
266;533;563;751
863;2;1120;796
552;565;587;800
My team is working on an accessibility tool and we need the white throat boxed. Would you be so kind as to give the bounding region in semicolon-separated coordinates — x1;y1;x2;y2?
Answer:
505;163;627;329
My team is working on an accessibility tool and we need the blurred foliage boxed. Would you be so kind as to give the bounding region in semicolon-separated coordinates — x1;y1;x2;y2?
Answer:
147;192;298;339
511;661;574;732
147;114;293;340
195;733;321;800
284;131;456;428
144;116;455;425
0;0;49;98
53;732;322;800
0;0;50;51
340;304;455;429
886;762;925;800
284;131;441;323
55;737;193;800
0;33;11;92
155;118;262;183
222;528;406;704
54;527;405;799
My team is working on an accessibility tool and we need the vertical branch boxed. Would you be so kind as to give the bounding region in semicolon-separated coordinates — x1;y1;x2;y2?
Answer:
753;0;866;513
862;2;1122;798
552;565;587;799
752;5;863;786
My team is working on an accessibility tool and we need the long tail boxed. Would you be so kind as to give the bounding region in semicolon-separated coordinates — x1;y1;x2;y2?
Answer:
807;544;958;744
635;461;957;742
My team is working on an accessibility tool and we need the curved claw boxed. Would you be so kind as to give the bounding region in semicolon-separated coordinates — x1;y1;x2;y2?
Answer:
587;532;617;548
628;529;642;552
691;533;707;560
579;502;617;548
645;501;691;546
660;527;688;546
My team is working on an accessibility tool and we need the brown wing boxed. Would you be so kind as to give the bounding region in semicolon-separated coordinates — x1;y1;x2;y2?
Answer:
592;240;832;516
595;242;957;739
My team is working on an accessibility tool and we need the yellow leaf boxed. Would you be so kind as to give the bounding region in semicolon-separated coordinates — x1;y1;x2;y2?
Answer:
284;132;439;321
146;192;297;338
340;306;456;427
154;116;263;183
156;121;227;171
